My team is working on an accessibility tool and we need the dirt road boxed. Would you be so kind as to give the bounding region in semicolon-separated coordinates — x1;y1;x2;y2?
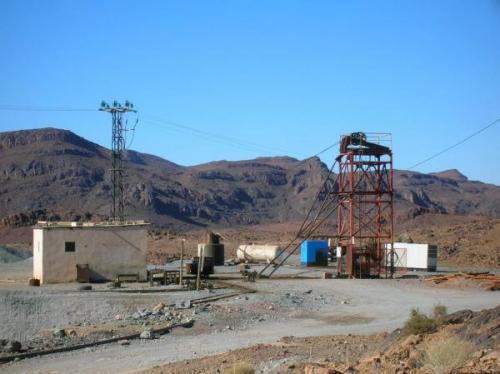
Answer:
3;278;499;374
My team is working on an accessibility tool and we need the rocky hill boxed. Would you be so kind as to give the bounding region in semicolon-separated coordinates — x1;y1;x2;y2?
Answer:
0;128;499;233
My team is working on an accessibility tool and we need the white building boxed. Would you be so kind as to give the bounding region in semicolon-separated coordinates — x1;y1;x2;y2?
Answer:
33;221;149;284
386;242;438;271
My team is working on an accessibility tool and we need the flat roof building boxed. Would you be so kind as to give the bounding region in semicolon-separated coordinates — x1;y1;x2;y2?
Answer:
33;221;148;284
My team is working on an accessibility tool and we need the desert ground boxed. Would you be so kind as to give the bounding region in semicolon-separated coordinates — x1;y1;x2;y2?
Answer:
0;255;499;374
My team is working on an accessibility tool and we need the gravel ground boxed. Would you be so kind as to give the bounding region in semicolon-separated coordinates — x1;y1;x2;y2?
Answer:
2;275;499;374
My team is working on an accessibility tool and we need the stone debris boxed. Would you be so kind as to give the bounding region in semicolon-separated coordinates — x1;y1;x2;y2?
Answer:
118;339;130;346
175;300;191;309
139;330;157;339
77;285;92;291
0;339;22;353
126;304;193;329
152;302;165;312
52;328;66;338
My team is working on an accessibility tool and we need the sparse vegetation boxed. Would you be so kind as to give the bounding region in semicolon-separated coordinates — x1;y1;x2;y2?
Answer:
433;304;448;326
403;308;437;335
223;363;255;374
419;335;475;374
397;232;414;243
402;305;448;336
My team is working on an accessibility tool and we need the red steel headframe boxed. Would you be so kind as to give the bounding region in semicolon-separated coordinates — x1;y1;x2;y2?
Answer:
335;133;394;278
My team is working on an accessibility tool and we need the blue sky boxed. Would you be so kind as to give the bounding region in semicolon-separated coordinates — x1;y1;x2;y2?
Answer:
1;0;499;184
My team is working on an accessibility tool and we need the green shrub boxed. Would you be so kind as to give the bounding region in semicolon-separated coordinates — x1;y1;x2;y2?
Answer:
403;308;437;335
433;304;448;326
223;363;255;374
419;335;475;374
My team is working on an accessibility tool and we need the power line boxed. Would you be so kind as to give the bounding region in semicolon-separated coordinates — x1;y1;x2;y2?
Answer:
141;113;287;154
407;118;500;170
0;103;286;154
0;104;96;112
311;141;340;158
140;118;270;154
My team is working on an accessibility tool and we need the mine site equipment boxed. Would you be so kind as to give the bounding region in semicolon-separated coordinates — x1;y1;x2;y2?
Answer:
336;132;394;278
258;132;394;279
386;242;437;271
236;244;283;263
300;240;329;266
148;269;179;286
198;231;224;266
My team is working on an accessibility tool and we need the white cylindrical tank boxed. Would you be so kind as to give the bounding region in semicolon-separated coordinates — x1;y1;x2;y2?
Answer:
236;244;283;263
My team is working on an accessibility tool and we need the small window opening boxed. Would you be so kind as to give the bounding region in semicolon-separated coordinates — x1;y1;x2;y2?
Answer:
65;241;76;252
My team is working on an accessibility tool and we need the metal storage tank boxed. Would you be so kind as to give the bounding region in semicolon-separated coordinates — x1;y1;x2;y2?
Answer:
236;244;282;263
197;243;224;265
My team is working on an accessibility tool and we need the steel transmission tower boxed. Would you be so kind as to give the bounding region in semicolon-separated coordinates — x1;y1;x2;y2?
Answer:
99;100;137;222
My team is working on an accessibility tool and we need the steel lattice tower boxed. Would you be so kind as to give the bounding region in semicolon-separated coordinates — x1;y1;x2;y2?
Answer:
335;133;394;278
99;100;136;222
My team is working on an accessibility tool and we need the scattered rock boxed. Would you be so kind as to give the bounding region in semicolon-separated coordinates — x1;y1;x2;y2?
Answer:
153;302;165;312
4;340;22;353
176;300;191;309
182;318;195;327
118;339;130;346
443;309;474;324
304;363;343;374
139;330;156;339
77;285;92;291
53;328;66;338
67;329;77;337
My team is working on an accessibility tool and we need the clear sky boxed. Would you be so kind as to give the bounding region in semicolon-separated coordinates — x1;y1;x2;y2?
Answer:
1;0;499;184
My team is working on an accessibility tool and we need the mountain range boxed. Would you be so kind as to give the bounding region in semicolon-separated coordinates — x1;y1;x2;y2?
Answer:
0;128;499;232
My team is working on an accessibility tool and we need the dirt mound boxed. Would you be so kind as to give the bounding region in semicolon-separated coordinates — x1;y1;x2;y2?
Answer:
0;246;31;263
354;306;500;374
425;273;500;290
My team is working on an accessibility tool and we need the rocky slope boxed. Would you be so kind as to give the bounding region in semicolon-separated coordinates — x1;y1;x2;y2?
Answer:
0;127;499;233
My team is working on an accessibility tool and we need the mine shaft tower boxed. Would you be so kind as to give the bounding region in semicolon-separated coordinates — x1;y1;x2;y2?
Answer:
335;132;394;278
99;100;136;223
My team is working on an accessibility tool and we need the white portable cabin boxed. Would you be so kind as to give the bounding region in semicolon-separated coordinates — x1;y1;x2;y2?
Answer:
386;242;437;271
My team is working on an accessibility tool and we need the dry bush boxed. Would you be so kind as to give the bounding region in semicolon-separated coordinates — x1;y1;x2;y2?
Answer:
433;304;448;326
403;308;437;336
419;335;475;374
223;363;255;374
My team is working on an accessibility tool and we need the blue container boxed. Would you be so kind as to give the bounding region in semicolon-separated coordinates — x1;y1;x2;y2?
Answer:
300;240;329;266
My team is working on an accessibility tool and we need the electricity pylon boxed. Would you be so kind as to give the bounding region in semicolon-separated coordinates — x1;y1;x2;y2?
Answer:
99;100;137;222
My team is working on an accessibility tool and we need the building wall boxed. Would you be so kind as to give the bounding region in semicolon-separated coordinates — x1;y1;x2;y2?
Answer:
34;225;147;284
33;229;44;281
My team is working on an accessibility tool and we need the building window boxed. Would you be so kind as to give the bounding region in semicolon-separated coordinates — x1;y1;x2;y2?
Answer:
65;241;76;252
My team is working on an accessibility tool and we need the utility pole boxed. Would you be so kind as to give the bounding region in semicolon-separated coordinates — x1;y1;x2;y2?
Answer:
180;239;185;286
99;100;137;223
